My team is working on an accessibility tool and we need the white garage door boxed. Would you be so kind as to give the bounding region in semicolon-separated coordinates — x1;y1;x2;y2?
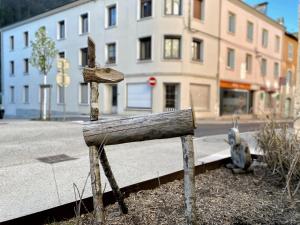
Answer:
127;83;152;108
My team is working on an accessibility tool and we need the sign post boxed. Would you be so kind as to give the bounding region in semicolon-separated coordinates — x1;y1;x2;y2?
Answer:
56;59;70;121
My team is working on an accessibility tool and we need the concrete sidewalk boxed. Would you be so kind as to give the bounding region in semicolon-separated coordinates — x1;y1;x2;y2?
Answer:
0;120;260;222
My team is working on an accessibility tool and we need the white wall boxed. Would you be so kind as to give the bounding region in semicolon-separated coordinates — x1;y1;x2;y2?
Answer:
1;0;220;118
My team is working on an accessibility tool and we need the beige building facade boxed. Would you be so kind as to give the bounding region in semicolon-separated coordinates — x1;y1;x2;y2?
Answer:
280;32;298;118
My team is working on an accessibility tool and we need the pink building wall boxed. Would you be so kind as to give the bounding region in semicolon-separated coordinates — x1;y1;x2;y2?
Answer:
219;0;285;116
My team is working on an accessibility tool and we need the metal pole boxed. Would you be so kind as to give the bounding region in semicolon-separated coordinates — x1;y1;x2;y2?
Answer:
62;61;66;121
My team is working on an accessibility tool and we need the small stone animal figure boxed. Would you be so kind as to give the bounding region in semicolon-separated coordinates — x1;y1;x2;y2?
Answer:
227;118;252;172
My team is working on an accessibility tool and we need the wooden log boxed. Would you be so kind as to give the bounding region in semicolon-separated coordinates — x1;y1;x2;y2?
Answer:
87;37;105;224
83;109;195;147
83;67;124;84
98;146;128;214
181;135;196;225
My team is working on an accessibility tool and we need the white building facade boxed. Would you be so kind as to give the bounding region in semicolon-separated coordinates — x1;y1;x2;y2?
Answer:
1;0;220;119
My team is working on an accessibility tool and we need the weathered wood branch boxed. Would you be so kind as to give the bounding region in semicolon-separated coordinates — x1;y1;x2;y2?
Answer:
89;146;105;224
83;67;124;84
87;36;105;224
98;146;128;214
83;109;195;147
181;135;196;225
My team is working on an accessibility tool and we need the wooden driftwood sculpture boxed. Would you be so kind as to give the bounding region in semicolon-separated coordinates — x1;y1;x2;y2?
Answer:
83;109;197;225
226;118;252;173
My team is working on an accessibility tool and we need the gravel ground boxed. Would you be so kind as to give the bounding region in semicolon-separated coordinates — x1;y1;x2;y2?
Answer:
49;168;300;225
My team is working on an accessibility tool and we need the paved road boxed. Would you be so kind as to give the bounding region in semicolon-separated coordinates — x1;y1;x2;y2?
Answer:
195;122;292;137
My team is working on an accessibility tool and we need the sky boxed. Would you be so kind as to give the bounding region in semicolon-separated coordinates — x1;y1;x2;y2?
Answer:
245;0;298;33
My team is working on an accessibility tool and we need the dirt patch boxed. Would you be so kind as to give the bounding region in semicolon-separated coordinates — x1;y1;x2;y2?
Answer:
49;168;300;225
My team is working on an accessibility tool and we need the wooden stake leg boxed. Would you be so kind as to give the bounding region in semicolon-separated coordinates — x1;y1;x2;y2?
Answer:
98;146;128;214
181;135;196;225
89;146;105;224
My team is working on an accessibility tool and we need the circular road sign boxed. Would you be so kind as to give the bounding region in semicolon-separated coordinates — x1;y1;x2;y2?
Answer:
148;77;157;87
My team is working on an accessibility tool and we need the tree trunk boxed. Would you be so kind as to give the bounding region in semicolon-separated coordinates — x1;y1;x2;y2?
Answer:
181;135;196;225
83;109;195;147
43;75;47;120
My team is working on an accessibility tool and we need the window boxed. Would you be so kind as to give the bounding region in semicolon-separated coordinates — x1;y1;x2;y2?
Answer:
247;21;253;42
57;85;65;104
190;84;210;111
106;43;116;64
107;5;116;27
274;62;279;77
139;37;152;60
228;12;236;33
24;32;29;47
164;36;181;59
262;29;268;48
80;48;88;66
59;52;65;59
193;0;205;20
79;83;89;104
10;36;14;50
245;54;252;73
264;93;272;108
10;86;15;103
24;58;29;74
23;85;29;104
127;83;152;108
288;43;294;60
227;48;235;69
58;20;65;39
80;13;89;34
10;61;14;75
192;38;204;62
165;0;182;15
140;0;152;18
275;35;280;53
261;58;267;76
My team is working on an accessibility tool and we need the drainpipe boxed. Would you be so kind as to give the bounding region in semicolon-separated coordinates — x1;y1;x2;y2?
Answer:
216;0;222;117
188;0;192;30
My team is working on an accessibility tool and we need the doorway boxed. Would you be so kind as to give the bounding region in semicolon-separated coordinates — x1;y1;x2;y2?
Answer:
111;85;118;114
285;98;291;118
164;83;180;111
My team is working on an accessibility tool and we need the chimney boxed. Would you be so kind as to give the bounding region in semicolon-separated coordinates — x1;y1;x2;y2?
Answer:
277;17;285;26
254;2;268;15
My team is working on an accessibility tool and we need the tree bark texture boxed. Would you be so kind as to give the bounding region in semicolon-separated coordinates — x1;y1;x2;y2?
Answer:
83;109;195;147
89;146;105;224
99;146;128;214
87;37;104;225
181;135;196;225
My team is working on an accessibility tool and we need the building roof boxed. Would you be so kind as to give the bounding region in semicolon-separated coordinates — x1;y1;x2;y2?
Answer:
0;0;92;32
0;0;286;33
231;0;285;31
285;31;298;41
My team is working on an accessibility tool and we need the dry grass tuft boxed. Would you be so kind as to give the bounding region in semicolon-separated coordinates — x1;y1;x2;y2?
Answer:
256;119;300;200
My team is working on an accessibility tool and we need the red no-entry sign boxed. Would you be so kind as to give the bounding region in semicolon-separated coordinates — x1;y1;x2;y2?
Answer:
148;77;157;87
